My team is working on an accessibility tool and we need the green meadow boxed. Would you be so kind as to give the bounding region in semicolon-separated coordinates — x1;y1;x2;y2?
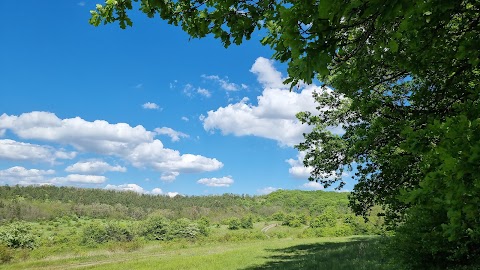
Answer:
1;236;390;270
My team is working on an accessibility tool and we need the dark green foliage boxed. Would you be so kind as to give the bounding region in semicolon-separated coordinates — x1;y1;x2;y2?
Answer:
227;218;241;230
140;216;207;241
81;221;133;245
168;218;201;240
240;216;254;229
0;186;352;223
139;215;170;241
282;214;302;228
0;222;37;249
388;206;480;270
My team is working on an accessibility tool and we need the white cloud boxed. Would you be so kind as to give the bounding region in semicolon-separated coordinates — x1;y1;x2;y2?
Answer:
167;192;180;197
201;74;243;91
257;187;281;195
197;88;211;98
0;166;55;185
197;176;234;187
105;183;145;193
151;188;163;195
0;139;76;163
0;112;154;155
127;140;223;173
301;181;324;190
105;184;166;195
0;112;222;178
142;102;160;110
65;160;126;174
160;171;179;182
202;91;315;146
181;117;189;122
0;129;5;137
201;57;332;147
286;152;312;179
77;1;86;7
183;83;194;96
154;127;189;142
52;174;107;184
249;57;286;89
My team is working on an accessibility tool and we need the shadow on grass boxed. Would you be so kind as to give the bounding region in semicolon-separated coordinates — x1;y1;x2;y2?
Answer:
242;237;395;270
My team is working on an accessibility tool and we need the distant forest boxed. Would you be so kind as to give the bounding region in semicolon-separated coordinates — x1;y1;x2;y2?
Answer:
0;185;360;223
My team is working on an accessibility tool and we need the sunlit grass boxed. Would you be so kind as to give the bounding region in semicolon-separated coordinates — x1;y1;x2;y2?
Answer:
1;236;395;270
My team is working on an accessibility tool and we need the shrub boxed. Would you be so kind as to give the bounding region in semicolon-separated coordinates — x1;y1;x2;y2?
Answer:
227;218;241;230
139;216;170;241
81;221;134;245
0;222;37;249
282;214;302;227
168;218;200;240
240;216;254;229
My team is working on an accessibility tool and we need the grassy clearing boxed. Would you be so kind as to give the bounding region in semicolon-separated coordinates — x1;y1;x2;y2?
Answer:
1;236;395;270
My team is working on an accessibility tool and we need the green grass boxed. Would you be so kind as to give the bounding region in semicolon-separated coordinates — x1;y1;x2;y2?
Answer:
1;236;396;270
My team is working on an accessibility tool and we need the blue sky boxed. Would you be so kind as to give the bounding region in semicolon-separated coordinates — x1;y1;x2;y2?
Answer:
0;1;354;196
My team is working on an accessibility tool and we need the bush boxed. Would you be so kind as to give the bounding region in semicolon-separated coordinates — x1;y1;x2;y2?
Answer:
227;218;241;230
140;216;170;241
387;206;480;269
168;218;200;240
240;216;254;229
81;221;134;245
0;222;37;249
282;214;302;227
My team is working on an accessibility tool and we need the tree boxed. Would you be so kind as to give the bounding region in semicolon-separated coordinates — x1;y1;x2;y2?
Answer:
90;0;480;267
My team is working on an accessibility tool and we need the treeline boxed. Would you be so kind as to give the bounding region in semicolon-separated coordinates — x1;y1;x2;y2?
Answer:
0;186;352;223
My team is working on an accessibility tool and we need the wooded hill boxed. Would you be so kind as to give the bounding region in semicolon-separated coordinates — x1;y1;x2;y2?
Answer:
0;185;356;223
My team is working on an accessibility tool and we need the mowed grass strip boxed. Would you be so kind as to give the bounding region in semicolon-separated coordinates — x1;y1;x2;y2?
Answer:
1;236;392;270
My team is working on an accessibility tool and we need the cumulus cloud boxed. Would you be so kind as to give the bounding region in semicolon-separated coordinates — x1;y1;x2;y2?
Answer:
105;184;166;195
167;192;180;197
181;117;189;122
257;187;281;195
0;111;154;155
0;112;223;178
151;188;164;195
142;102;160;110
202;94;314;146
154;127;189;142
51;174;107;184
301;181;324;190
127;140;223;173
286;152;312;179
201;74;243;91
0;166;55;185
160;171;179;182
0;139;76;163
249;57;286;89
105;183;145;193
197;176;234;187
65;160;126;174
201;57;324;147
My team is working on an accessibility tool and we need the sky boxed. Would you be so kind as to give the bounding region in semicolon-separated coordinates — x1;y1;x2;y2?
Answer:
0;1;354;196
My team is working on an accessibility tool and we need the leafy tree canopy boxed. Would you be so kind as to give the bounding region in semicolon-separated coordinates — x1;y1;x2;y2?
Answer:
90;0;480;266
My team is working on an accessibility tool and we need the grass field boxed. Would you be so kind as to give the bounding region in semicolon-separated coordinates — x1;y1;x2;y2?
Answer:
0;236;395;270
